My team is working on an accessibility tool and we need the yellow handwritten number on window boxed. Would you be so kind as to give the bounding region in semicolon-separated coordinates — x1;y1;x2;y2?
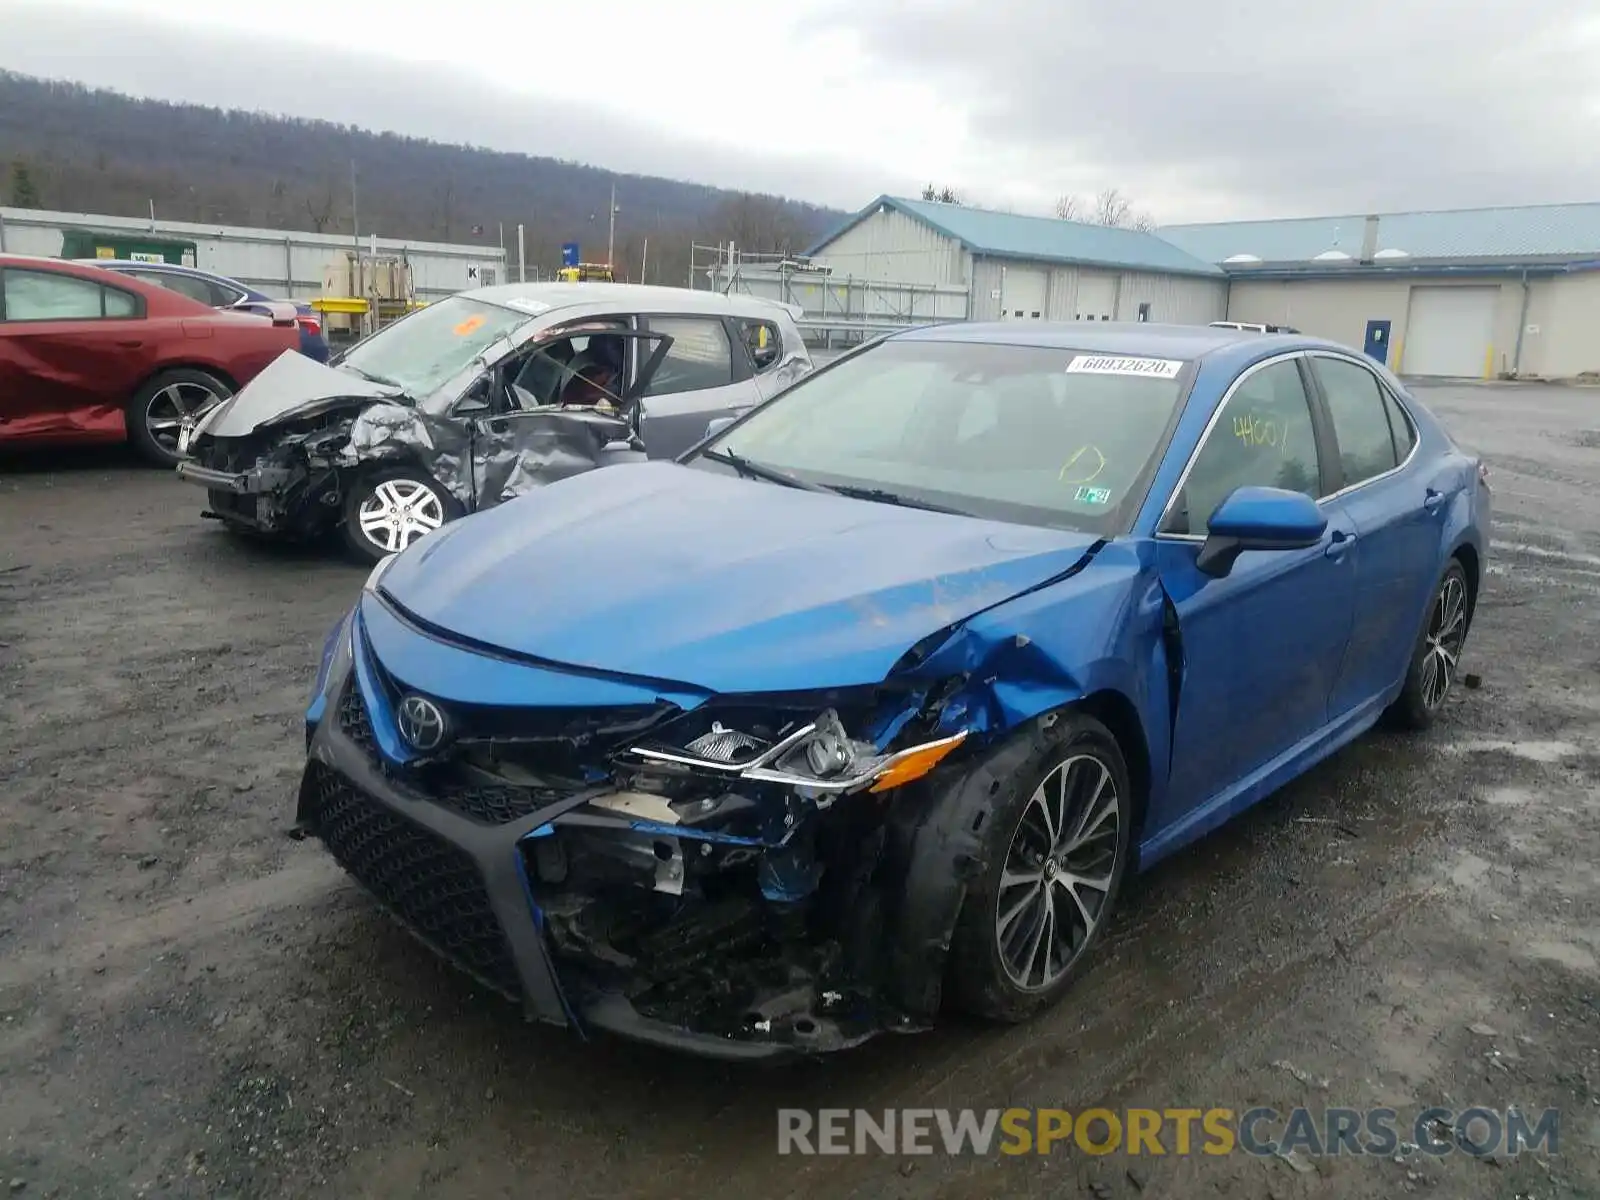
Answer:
1233;412;1288;453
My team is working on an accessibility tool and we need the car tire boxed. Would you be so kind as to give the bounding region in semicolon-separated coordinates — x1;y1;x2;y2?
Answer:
340;466;462;565
946;711;1134;1023
1386;558;1472;731
127;368;233;467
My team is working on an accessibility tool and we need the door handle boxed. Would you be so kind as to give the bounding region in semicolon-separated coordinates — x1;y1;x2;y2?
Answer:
116;339;144;348
1423;488;1447;513
1325;529;1358;559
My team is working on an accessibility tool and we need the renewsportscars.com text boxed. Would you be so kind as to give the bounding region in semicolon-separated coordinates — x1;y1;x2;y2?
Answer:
777;1106;1559;1158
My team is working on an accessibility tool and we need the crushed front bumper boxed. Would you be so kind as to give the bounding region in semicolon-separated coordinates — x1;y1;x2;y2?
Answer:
295;686;863;1060
175;460;295;494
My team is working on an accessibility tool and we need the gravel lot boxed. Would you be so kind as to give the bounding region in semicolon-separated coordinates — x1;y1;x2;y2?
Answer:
2;382;1598;1199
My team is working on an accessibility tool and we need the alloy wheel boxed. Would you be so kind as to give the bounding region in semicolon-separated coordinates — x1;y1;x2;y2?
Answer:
357;479;446;554
995;753;1121;990
145;382;226;455
1420;573;1468;710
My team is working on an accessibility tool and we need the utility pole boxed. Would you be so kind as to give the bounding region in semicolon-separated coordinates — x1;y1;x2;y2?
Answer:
607;182;618;267
350;159;364;335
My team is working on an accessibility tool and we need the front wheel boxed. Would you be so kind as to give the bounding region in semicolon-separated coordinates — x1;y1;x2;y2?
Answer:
1387;559;1472;730
340;468;461;564
947;712;1133;1023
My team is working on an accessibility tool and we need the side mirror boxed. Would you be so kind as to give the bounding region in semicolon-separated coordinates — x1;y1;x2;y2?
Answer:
703;415;737;440
1195;486;1327;578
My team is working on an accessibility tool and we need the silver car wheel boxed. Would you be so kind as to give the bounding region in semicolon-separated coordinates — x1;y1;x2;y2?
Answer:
356;479;446;554
145;382;226;455
1421;573;1468;710
995;753;1121;991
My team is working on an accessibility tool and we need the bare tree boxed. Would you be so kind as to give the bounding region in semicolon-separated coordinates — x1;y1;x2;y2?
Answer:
1053;187;1159;232
304;179;335;233
921;184;962;204
1093;187;1132;228
433;177;456;240
704;192;806;255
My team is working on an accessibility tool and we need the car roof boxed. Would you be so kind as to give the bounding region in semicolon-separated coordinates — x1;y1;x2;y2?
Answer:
1;253;162;282
892;320;1266;355
87;259;200;273
889;319;1355;361
467;281;800;321
79;259;242;283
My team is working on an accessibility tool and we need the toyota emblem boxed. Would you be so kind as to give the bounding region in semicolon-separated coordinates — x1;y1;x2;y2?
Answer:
396;694;448;752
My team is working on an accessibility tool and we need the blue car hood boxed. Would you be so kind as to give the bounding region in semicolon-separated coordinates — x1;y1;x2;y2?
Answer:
378;462;1099;693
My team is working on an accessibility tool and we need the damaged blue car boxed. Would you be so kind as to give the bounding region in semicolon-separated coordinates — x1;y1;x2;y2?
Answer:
294;322;1490;1058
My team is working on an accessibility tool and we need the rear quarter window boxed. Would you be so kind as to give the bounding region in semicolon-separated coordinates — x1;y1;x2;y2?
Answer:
738;319;784;373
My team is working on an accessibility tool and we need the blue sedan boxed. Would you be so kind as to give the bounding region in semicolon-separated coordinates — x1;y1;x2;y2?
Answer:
85;260;330;362
293;322;1489;1058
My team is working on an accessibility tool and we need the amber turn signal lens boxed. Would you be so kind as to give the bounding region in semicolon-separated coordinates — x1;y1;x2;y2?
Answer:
867;731;969;793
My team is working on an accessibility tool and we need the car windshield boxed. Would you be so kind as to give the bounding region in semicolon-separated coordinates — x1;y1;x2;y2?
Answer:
336;296;531;398
687;338;1193;534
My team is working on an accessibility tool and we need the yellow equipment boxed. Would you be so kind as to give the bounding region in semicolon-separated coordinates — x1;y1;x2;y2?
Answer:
557;263;616;283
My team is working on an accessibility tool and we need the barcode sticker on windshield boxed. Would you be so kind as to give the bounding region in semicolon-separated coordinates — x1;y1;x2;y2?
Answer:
1066;355;1183;379
505;298;550;314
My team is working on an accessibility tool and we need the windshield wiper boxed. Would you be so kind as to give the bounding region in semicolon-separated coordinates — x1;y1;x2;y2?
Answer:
700;448;827;492
824;484;970;516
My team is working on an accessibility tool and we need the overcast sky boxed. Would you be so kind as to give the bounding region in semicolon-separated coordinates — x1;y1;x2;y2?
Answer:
4;0;1598;223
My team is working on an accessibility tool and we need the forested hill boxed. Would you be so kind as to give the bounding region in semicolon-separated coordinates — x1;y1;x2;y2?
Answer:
0;71;845;283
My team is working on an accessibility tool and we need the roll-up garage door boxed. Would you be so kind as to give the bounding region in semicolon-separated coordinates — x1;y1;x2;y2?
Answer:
1000;266;1048;320
1075;273;1116;321
1403;286;1497;377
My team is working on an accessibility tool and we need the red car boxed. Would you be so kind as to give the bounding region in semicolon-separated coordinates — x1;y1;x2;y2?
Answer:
0;254;301;465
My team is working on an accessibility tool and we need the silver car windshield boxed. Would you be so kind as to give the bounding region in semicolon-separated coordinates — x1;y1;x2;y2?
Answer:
337;296;530;397
690;339;1193;534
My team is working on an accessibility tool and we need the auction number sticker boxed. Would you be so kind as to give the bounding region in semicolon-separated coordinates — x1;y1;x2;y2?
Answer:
1066;355;1183;379
1074;486;1113;505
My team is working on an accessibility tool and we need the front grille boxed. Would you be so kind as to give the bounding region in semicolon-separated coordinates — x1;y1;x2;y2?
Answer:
305;763;522;1001
429;779;555;826
338;685;555;824
339;685;380;763
198;436;268;474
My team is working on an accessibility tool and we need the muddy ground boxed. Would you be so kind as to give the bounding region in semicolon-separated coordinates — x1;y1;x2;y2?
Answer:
1;382;1597;1199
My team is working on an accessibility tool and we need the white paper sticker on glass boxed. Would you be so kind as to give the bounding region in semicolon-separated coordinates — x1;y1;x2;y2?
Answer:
1066;355;1183;379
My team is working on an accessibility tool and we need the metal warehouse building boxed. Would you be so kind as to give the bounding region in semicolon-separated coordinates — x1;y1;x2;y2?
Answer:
0;207;506;305
791;195;1600;380
1160;203;1600;380
802;195;1228;326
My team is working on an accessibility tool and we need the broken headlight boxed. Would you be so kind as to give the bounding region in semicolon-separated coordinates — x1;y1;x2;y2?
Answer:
627;708;966;795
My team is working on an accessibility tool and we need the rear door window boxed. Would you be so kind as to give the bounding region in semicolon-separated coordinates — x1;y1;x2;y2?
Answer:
639;317;736;397
1312;356;1400;487
131;270;216;306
